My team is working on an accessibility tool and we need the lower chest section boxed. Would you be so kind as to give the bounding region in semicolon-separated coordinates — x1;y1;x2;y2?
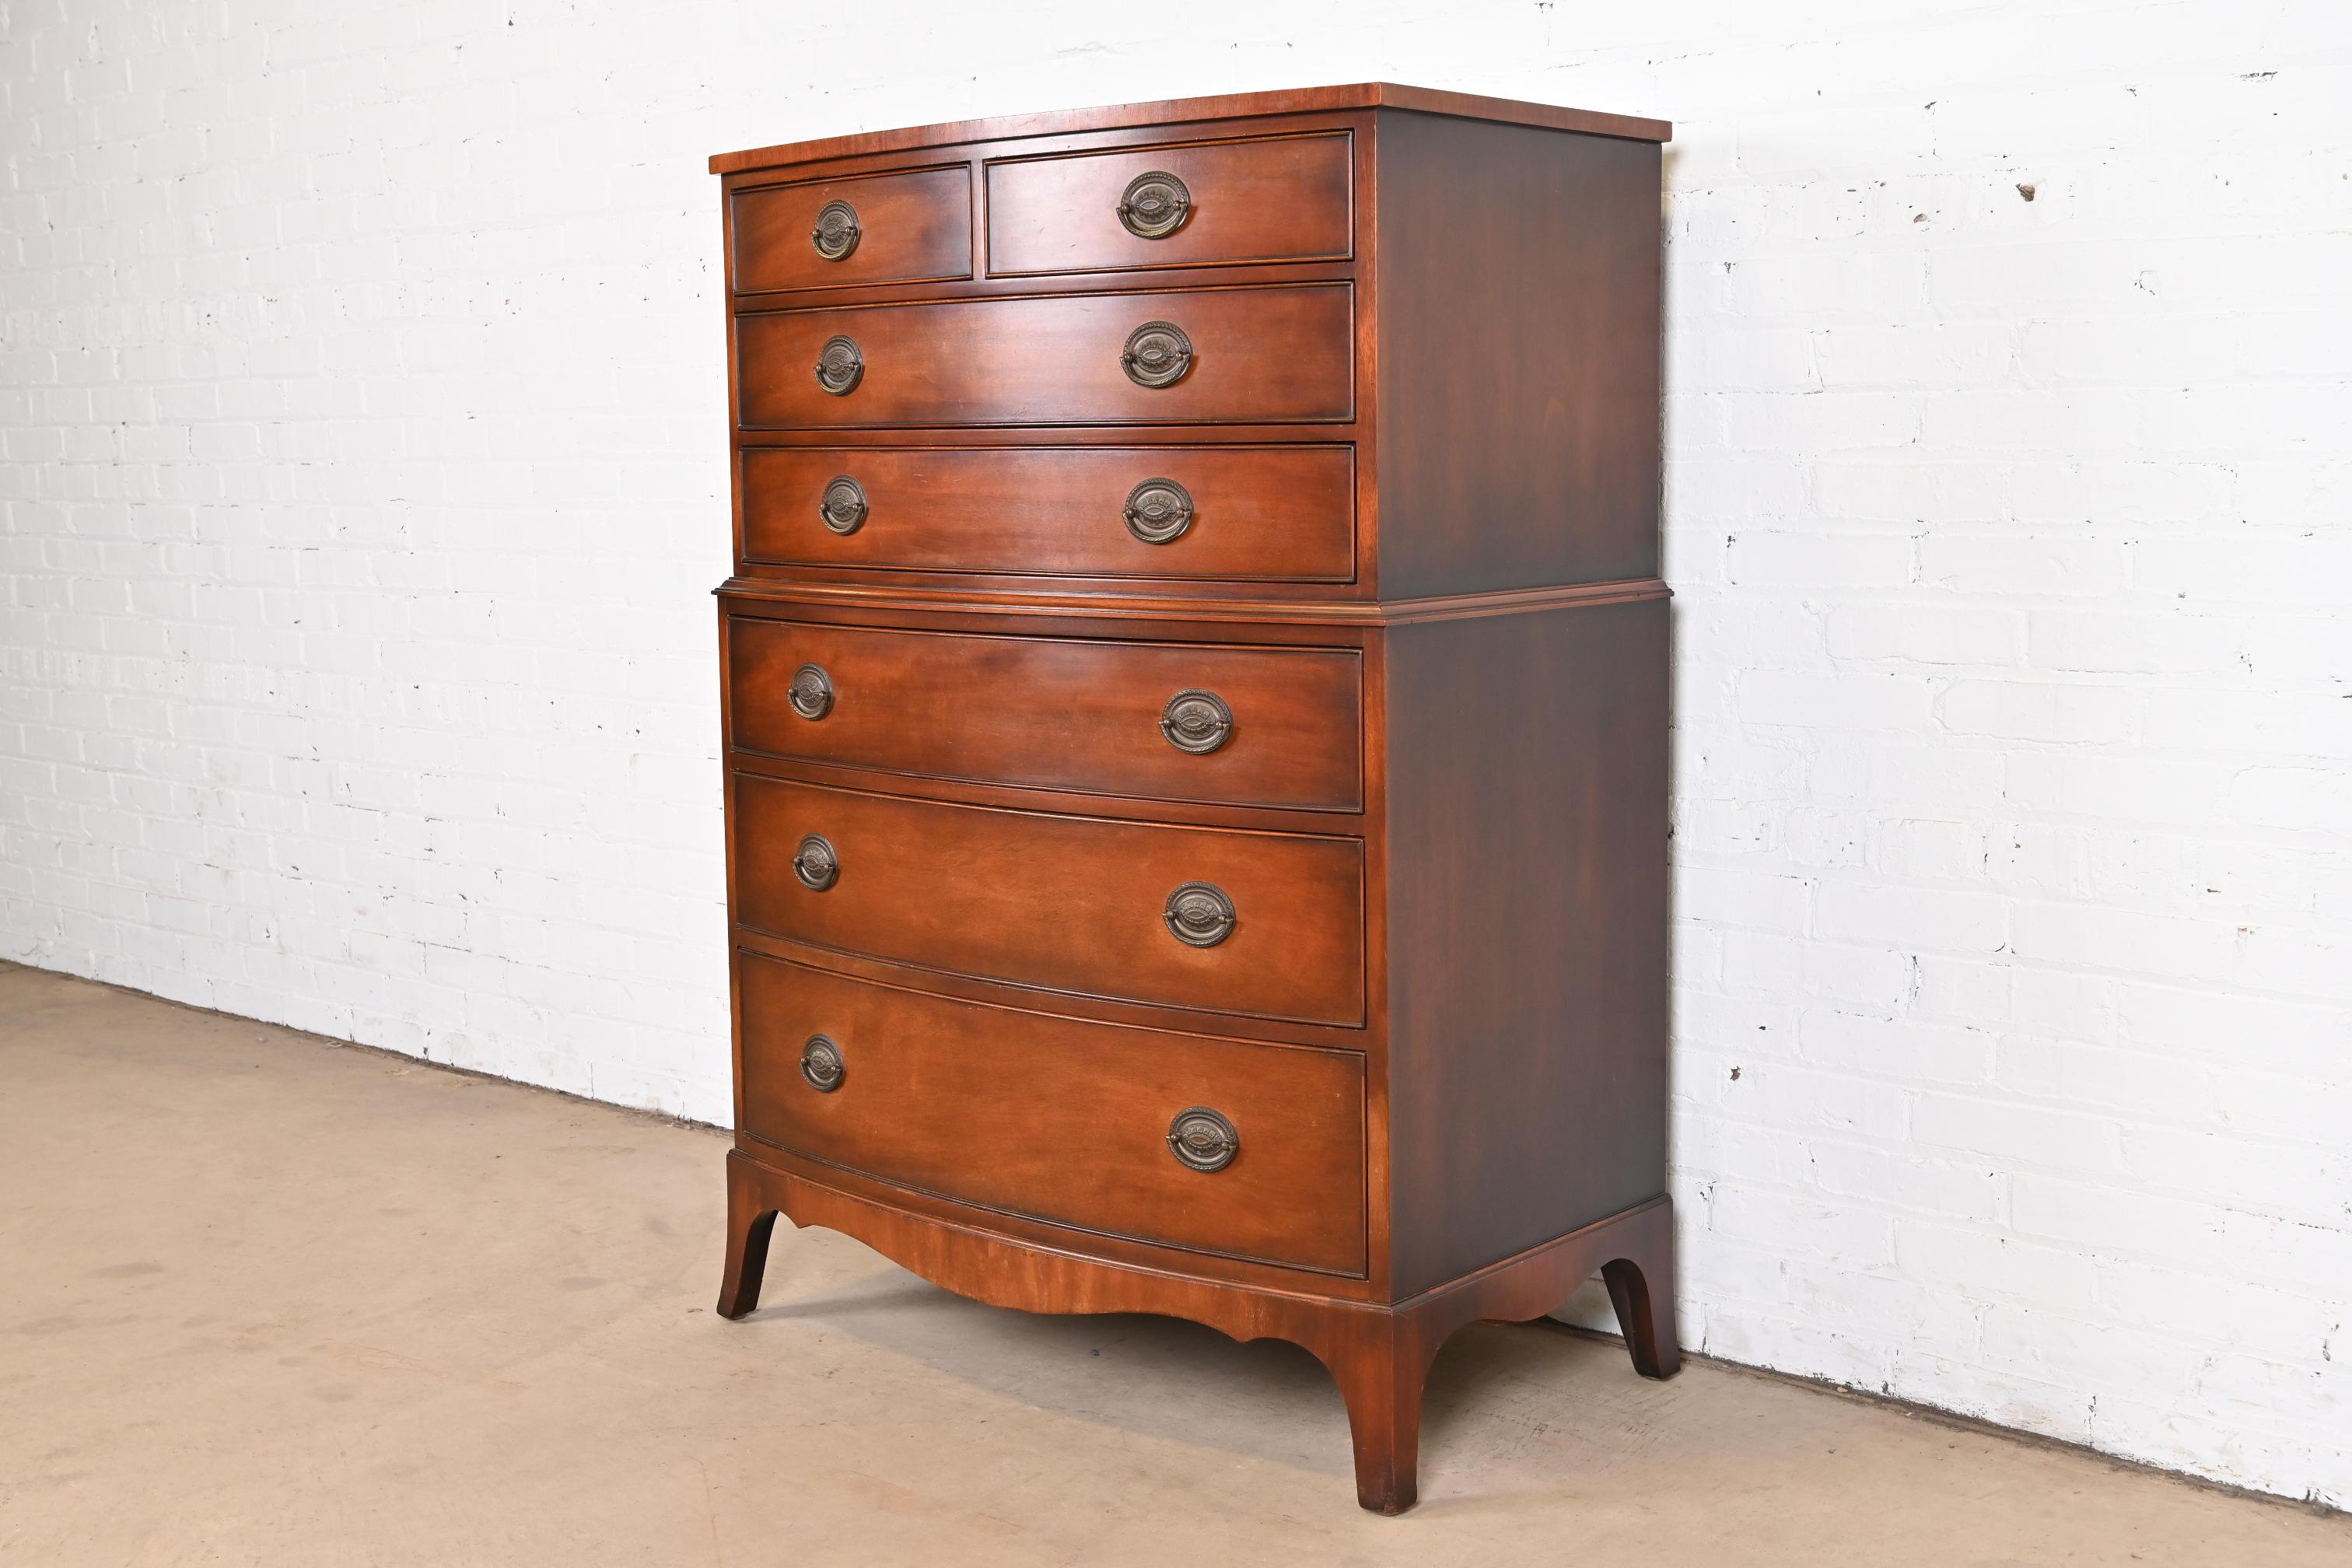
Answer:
723;600;1378;1281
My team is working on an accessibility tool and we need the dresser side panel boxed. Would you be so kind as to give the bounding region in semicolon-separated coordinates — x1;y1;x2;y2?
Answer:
1370;112;1662;597
1380;600;1670;1297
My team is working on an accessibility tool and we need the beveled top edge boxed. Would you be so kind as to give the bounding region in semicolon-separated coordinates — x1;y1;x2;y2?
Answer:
709;82;1672;173
714;576;1671;627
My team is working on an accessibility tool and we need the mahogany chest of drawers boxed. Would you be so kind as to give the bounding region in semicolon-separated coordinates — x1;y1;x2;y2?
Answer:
709;82;1677;1514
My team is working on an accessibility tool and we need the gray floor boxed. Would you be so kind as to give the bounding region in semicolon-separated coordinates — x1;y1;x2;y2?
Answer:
4;961;2344;1566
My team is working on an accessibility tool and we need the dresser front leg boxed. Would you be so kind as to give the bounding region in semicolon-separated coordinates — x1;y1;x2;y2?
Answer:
716;1153;781;1321
1600;1197;1682;1380
1322;1310;1437;1515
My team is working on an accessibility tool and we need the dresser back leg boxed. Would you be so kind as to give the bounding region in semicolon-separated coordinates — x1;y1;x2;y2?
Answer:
1599;1199;1682;1380
717;1152;782;1321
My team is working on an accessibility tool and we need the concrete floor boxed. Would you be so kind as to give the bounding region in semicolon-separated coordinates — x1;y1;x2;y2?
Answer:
3;962;2344;1566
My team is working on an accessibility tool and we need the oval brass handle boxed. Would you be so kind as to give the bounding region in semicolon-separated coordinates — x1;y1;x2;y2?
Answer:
814;334;864;396
818;475;868;534
1167;1107;1237;1172
788;663;832;721
800;1034;845;1092
1160;690;1232;754
810;200;861;261
1121;321;1192;389
793;834;839;891
1117;171;1192;239
1122;478;1194;544
1163;881;1234;947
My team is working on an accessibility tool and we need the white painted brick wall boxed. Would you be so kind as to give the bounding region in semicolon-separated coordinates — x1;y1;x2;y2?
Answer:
3;0;2346;1508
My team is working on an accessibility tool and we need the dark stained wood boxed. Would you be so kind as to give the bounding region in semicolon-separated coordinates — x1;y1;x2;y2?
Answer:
716;1148;779;1319
736;285;1353;428
709;83;1671;173
729;614;1363;811
1381;598;1670;1294
1371;112;1664;596
712;87;1675;1517
740;444;1356;582
987;131;1353;276
733;775;1366;1026
732;163;971;294
716;1150;1678;1511
1604;1249;1682;1380
736;952;1368;1273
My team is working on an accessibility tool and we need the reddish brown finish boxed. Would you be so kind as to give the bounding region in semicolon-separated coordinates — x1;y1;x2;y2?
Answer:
740;445;1356;582
729;616;1363;810
732;164;972;294
1381;597;1671;1293
709;82;1671;173
712;88;1675;1515
735;285;1354;428
723;573;1667;627
986;131;1353;276
736;952;1368;1273
1372;114;1664;596
717;1151;1680;1513
733;775;1367;1026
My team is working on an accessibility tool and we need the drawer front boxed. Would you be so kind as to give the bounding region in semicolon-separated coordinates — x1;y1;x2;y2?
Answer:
740;445;1355;582
986;132;1353;276
737;953;1367;1273
733;776;1365;1026
732;165;971;294
730;619;1363;811
737;285;1353;428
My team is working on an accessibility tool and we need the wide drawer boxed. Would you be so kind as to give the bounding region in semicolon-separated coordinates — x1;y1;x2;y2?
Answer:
986;132;1353;277
733;775;1365;1026
732;164;972;294
735;285;1353;428
739;445;1356;581
729;618;1363;811
737;953;1367;1273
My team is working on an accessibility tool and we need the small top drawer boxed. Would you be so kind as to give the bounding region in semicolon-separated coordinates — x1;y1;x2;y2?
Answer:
986;133;1353;277
733;165;972;294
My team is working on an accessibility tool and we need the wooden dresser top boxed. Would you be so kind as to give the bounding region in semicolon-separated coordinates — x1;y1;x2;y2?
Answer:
709;81;1673;174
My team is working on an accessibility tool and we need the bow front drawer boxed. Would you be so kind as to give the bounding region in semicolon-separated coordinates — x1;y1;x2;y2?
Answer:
731;164;972;294
728;617;1363;812
733;775;1364;1027
985;131;1353;276
737;953;1367;1275
735;285;1353;428
739;445;1355;582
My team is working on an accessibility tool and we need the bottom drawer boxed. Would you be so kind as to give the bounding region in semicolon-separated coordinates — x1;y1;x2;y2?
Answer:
737;951;1367;1275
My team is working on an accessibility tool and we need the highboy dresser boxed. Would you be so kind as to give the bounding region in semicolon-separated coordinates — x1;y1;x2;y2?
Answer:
710;83;1677;1514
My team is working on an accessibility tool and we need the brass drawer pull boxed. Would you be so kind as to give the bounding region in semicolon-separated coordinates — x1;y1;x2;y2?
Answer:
1122;478;1194;544
1117;170;1192;239
1167;1107;1237;1172
1160;690;1232;754
788;663;833;721
1163;881;1235;947
1121;321;1192;389
793;835;839;891
810;200;861;261
800;1034;845;1092
814;334;864;396
818;475;868;534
